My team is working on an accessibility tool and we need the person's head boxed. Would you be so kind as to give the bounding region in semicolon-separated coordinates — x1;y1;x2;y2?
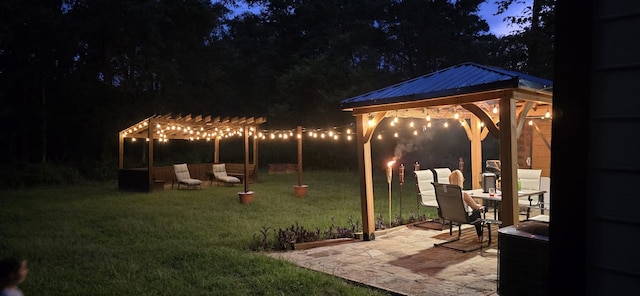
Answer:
449;170;464;188
0;258;28;288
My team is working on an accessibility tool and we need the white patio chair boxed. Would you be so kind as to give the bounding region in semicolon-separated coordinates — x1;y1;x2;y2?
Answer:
432;167;452;184
172;163;202;189
517;168;542;218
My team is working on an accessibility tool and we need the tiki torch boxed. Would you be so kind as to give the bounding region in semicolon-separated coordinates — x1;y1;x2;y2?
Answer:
387;160;396;228
414;162;420;210
399;163;405;220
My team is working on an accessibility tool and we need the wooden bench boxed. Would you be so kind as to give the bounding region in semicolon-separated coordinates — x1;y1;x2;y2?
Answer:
268;163;297;174
221;163;257;183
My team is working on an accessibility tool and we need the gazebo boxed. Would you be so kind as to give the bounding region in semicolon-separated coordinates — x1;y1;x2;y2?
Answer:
118;113;266;192
341;62;553;240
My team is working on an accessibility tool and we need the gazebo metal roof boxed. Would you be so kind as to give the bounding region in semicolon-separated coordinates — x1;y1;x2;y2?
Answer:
341;62;553;110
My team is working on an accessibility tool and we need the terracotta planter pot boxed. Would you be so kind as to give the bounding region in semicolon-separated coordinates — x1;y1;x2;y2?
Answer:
238;191;254;204
293;185;308;197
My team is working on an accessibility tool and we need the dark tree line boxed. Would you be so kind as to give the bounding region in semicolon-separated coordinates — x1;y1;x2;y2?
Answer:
0;0;554;182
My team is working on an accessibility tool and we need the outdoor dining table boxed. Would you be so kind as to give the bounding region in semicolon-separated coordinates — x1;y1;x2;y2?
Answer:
465;188;547;220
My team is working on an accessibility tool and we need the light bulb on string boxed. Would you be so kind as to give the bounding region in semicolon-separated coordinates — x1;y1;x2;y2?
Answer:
545;109;551;118
444;121;449;128
493;106;498;114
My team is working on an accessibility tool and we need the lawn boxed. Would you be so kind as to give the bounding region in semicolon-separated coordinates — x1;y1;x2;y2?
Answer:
0;169;435;295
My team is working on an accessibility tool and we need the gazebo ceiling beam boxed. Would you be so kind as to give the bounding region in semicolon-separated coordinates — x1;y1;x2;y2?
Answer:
350;89;513;114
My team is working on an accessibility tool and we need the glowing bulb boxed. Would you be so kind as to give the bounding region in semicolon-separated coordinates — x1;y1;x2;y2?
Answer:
368;119;374;126
529;120;533;125
346;129;351;134
413;130;418;136
409;121;414;128
426;114;431;121
545;110;551;118
377;134;382;140
454;112;459;119
427;122;431;128
394;132;398;138
394;117;399;123
444;122;449;128
493;106;498;114
347;135;352;141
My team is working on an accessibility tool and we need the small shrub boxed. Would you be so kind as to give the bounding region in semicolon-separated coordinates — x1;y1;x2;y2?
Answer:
252;226;273;251
274;222;321;250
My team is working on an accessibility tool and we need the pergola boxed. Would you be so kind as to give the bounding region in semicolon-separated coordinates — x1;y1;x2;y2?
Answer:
118;113;266;192
341;62;553;240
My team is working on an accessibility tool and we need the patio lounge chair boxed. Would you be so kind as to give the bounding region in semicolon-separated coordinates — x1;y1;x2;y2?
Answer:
172;163;202;189
212;163;241;186
432;182;501;252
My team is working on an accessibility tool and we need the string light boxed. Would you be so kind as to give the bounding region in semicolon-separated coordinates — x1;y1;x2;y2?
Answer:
545;109;551;118
493;106;498;114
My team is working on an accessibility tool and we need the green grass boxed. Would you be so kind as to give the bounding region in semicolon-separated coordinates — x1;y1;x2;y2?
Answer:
0;169;436;295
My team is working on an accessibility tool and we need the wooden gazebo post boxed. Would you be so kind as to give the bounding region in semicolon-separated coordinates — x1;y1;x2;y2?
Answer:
355;111;385;241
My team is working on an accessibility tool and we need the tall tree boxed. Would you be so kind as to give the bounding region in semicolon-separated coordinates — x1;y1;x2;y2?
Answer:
493;0;555;78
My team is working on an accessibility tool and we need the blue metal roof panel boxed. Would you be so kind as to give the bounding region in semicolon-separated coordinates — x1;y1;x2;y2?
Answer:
341;62;553;109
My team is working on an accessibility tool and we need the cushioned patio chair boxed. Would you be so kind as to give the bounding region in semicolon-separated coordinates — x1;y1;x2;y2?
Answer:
172;163;202;189
432;182;501;253
414;169;442;229
212;163;241;186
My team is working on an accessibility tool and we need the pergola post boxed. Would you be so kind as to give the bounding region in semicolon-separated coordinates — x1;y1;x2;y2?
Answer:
253;129;259;181
214;137;220;163
147;118;154;191
118;132;124;169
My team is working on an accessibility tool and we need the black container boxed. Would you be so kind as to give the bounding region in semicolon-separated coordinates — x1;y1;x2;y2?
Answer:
482;172;496;193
